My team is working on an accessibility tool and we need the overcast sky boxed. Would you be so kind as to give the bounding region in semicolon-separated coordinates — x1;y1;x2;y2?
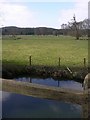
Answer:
0;0;89;28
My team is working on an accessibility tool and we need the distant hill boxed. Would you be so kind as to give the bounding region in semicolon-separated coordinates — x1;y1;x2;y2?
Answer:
2;26;63;35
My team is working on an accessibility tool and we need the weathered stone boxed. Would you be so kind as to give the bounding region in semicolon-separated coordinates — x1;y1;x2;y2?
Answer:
83;73;90;90
1;78;84;105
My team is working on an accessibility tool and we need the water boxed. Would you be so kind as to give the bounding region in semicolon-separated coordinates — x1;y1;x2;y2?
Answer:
1;91;82;118
15;77;83;91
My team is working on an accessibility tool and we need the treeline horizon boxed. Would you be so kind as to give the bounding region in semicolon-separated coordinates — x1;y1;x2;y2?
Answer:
2;26;88;37
2;18;89;37
2;26;62;36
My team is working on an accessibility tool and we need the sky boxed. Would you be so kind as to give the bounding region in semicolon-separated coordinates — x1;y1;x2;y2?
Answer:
0;0;89;29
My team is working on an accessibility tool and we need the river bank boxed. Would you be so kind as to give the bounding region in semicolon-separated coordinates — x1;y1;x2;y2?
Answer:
2;63;88;82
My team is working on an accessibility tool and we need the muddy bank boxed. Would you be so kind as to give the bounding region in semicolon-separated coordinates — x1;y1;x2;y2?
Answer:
2;63;88;82
1;78;85;105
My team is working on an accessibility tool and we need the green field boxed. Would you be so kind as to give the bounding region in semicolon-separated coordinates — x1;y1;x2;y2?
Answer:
2;35;88;68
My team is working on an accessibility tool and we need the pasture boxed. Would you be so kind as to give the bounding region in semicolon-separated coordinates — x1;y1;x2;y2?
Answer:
2;35;88;68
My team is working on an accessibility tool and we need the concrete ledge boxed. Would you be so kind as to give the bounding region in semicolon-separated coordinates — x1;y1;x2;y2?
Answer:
0;78;88;105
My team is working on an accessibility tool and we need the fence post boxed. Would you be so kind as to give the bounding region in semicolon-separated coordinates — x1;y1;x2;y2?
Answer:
59;57;60;67
29;55;32;66
84;58;86;67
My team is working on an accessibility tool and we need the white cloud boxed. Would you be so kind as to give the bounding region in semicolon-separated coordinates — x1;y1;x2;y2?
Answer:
58;1;88;28
0;0;89;28
0;2;37;27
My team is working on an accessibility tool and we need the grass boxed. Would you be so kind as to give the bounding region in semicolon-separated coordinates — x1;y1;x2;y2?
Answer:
2;35;88;68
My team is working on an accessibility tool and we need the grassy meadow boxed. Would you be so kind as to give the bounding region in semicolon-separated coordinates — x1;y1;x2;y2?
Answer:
2;35;88;68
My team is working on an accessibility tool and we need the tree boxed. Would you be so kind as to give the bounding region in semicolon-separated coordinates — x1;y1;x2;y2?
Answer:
61;17;90;39
61;24;68;35
78;19;90;38
67;15;80;40
73;15;80;39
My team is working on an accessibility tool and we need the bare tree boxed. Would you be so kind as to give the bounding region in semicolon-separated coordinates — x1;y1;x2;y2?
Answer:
73;15;80;39
67;15;80;40
61;16;89;39
61;15;80;39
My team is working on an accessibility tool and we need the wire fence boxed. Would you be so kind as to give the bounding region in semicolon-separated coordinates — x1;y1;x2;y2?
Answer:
29;55;88;68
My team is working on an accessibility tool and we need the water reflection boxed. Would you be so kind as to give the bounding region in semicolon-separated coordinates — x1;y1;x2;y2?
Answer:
2;91;82;118
15;77;83;91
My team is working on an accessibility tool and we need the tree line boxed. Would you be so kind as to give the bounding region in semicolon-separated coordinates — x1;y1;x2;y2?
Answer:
2;26;62;36
2;17;90;40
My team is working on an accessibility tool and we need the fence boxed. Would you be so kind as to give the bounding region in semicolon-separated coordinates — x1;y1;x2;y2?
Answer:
29;55;87;68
